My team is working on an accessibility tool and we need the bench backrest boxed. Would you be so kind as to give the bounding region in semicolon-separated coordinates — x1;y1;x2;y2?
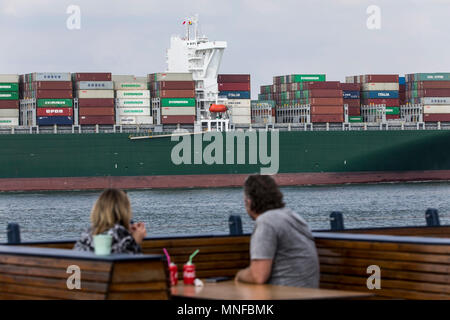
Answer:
0;245;169;300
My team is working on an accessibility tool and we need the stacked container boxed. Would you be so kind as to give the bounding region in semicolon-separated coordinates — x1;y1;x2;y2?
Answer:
406;73;450;122
73;73;114;125
218;74;251;124
21;73;73;125
148;73;196;124
301;81;344;123
114;76;152;125
0;74;20;126
341;83;362;123
359;74;400;120
399;77;406;106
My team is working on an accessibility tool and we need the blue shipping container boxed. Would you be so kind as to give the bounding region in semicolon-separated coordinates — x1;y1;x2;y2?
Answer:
218;91;250;99
362;91;399;99
343;91;360;99
399;77;405;85
37;116;73;125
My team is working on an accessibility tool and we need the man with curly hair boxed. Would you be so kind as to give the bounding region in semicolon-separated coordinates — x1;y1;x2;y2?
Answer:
235;175;320;288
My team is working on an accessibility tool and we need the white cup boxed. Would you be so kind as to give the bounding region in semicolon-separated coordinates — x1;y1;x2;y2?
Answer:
93;234;113;255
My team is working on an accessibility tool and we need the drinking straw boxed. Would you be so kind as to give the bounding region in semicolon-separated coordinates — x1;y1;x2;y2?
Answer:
188;249;200;264
163;248;171;265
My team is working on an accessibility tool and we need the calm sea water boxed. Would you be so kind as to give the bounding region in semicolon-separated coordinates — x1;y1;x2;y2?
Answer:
0;182;449;243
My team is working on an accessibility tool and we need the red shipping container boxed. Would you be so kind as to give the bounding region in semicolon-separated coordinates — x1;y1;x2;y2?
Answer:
418;81;450;89
77;98;115;107
307;90;343;98
34;90;73;99
310;106;343;114
217;74;250;83
79;115;115;125
37;108;73;117
348;106;361;116
158;81;195;90
341;83;361;90
423;114;450;122
420;89;450;97
218;82;251;91
343;99;360;107
79;107;114;116
157;89;196;98
303;82;341;90
311;114;344;123
32;81;72;90
364;74;399;83
307;97;343;105
386;115;400;120
0;100;19;109
361;99;399;107
73;73;111;81
161;115;196;124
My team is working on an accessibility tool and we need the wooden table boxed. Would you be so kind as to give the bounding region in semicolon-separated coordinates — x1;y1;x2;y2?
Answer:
171;280;373;300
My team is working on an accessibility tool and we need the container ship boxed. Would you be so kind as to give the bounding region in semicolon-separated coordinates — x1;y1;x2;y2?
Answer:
1;16;450;192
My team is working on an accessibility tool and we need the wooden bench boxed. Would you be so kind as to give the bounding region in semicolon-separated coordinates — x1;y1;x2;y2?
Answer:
0;245;169;300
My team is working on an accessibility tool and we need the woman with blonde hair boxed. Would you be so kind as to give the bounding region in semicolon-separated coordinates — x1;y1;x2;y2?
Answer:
74;188;147;254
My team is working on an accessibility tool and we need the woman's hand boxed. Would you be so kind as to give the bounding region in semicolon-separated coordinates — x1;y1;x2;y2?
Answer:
130;222;147;244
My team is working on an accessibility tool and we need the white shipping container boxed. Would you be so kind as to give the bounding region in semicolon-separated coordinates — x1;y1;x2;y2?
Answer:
77;90;114;99
116;98;150;107
161;107;196;116
232;115;251;124
231;107;251;116
226;99;251;108
423;105;450;114
0;117;19;126
76;81;114;90
116;90;150;99
361;83;399;91
0;109;19;117
117;108;151;116
149;73;193;82
345;76;355;84
0;74;19;83
135;76;148;84
118;116;153;124
112;75;138;82
32;73;71;82
114;82;148;90
421;97;450;105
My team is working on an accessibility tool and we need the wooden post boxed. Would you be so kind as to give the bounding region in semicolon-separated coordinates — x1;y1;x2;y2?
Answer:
425;208;440;227
229;215;243;236
7;223;21;244
330;212;344;231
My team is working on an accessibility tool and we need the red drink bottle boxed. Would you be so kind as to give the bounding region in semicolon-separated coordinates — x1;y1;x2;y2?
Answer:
183;262;196;285
169;262;178;286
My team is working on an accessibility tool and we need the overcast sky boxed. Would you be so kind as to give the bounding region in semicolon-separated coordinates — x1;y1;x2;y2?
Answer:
1;0;449;98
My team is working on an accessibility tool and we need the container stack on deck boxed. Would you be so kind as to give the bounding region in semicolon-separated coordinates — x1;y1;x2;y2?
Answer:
399;77;406;106
21;73;73;126
356;74;400;120
218;74;251;124
0;74;19;127
406;73;450;122
341;82;361;123
148;73;196;124
74;73;114;125
301;81;344;123
114;75;152;125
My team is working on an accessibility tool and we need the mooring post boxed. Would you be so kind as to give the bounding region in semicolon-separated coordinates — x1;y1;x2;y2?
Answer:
330;212;344;231
425;208;440;227
7;223;21;244
229;215;243;236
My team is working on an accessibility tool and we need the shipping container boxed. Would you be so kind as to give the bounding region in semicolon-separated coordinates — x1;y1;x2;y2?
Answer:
385;107;400;115
218;91;251;99
361;91;399;99
304;90;342;98
343;99;360;107
161;115;196;124
289;74;326;83
0;117;18;126
361;98;400;107
27;90;73;99
77;90;114;99
416;81;450;89
37;108;73;117
112;75;138;82
419;89;450;97
399;77;406;85
423;105;450;114
161;107;196;116
363;75;399;83
78;98;115;108
310;106;343;114
311;114;344;123
37;99;73;107
153;89;195;98
231;115;251;124
76;81;114;90
413;73;450;81
0;92;19;100
340;83;360;91
116;99;151;108
217;74;250;83
226;99;251;108
79;115;114;125
37;116;73;125
348;106;361;116
0;74;19;83
421;97;450;105
0;109;19;117
31;81;72;90
0;83;19;91
160;98;196;107
149;73;193;82
424;113;450;122
361;83;399;91
117;108;151;116
79;107;115;116
27;73;71;82
116;90;150;99
118;116;153;124
349;116;363;122
114;82;148;90
231;107;251;116
155;81;195;90
303;82;340;90
386;115;400;120
73;73;112;81
218;83;251;91
0;100;19;108
305;97;343;105
343;91;360;99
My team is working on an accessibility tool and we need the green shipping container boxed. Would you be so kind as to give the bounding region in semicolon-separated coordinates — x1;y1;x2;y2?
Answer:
291;74;326;83
386;107;400;115
161;98;196;107
349;116;363;123
414;73;450;81
0;92;19;100
37;99;73;107
0;83;19;92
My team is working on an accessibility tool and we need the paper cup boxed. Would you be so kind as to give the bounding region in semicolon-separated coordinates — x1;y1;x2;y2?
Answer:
93;234;112;255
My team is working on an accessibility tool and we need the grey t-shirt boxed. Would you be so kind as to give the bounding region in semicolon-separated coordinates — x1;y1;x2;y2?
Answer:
250;207;320;288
